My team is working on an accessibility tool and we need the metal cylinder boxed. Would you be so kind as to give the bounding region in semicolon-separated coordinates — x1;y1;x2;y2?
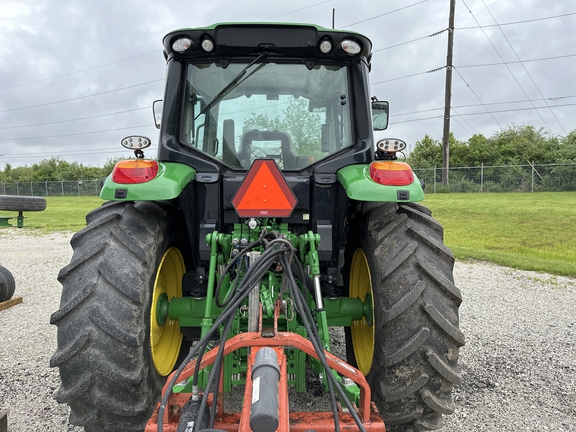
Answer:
250;348;280;432
313;274;324;310
247;251;261;332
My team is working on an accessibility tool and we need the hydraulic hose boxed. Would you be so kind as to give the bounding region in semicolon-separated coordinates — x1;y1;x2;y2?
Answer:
159;241;288;432
160;237;366;432
282;255;367;432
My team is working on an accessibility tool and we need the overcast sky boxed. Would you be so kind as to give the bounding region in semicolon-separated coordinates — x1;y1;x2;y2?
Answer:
1;0;575;169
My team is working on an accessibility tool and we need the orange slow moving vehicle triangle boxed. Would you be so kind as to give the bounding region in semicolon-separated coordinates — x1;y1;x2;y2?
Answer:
232;159;297;218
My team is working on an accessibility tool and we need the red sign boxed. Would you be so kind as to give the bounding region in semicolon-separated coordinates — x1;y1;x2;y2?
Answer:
232;159;297;218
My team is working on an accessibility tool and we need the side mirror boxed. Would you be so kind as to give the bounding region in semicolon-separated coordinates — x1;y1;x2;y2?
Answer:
152;100;163;129
371;100;389;131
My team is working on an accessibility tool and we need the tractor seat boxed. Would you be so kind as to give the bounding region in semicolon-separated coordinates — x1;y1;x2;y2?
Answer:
238;130;297;170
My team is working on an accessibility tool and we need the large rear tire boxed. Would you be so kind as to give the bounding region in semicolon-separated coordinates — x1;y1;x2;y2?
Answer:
50;201;186;431
0;265;16;302
344;202;464;431
0;195;46;212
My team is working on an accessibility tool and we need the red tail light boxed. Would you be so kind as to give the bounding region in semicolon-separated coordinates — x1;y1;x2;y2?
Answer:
112;160;159;184
369;161;414;186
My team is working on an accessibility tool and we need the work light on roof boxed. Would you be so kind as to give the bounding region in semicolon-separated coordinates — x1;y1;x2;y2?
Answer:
172;37;192;53
201;38;214;52
319;40;332;54
341;39;361;55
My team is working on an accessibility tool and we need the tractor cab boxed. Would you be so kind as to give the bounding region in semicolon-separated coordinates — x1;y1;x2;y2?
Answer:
157;23;388;173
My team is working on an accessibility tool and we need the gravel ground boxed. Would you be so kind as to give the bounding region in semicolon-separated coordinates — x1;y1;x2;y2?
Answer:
1;230;575;431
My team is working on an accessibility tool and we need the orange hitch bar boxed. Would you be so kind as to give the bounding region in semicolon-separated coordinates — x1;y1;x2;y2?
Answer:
146;330;385;431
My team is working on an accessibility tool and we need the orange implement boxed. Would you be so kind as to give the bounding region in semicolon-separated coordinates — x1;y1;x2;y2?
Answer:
146;331;385;431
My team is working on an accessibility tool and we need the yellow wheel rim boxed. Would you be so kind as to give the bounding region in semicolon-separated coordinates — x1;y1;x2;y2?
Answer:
150;247;185;376
349;248;374;375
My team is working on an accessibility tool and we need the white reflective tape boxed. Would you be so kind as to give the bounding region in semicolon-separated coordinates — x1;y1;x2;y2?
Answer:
252;376;261;404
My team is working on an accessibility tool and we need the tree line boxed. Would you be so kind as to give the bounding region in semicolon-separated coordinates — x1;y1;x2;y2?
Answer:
406;125;576;168
2;125;576;183
0;157;120;182
406;125;576;192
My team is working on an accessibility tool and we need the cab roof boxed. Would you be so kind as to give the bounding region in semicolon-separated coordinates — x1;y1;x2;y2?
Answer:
162;22;372;64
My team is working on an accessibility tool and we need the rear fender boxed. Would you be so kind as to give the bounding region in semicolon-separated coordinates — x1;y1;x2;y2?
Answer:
100;161;196;201
337;164;424;202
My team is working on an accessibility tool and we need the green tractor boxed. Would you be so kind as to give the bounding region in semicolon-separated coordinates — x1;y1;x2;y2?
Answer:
51;23;463;432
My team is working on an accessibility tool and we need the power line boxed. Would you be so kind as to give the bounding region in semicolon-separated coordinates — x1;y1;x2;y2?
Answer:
453;66;501;129
371;68;440;85
450;114;474;135
391;115;442;124
390;100;576;124
1;147;156;159
0;79;163;113
374;28;448;52
456;11;576;30
480;0;566;133
0;51;160;92
460;0;554;133
454;101;576;117
457;52;576;68
372;11;576;53
392;94;576;117
451;107;477;135
2;148;122;158
374;34;434;52
339;0;428;28
453;97;576;108
0;124;154;142
0;107;150;130
392;106;447;117
263;0;332;21
371;50;576;85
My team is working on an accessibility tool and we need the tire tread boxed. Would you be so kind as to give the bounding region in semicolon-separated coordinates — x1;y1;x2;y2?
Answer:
345;201;463;431
51;200;181;430
0;265;16;302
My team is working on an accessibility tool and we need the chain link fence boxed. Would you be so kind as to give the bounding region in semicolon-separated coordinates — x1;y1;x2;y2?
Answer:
414;163;576;193
1;163;576;196
0;180;102;196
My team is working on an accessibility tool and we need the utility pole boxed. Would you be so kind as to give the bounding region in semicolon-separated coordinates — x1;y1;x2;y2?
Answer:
442;0;456;186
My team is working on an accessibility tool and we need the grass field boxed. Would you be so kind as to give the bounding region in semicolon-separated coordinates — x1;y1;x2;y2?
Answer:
423;192;576;276
1;192;575;276
0;196;102;233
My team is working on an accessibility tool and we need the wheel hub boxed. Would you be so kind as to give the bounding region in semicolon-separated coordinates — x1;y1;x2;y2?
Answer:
155;293;169;326
349;248;375;375
150;247;185;376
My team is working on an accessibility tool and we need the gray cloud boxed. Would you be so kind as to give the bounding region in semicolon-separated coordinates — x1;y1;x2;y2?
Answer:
1;0;575;167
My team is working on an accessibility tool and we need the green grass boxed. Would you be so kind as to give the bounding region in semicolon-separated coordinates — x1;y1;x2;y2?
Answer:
0;196;103;233
2;193;575;276
423;192;576;277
